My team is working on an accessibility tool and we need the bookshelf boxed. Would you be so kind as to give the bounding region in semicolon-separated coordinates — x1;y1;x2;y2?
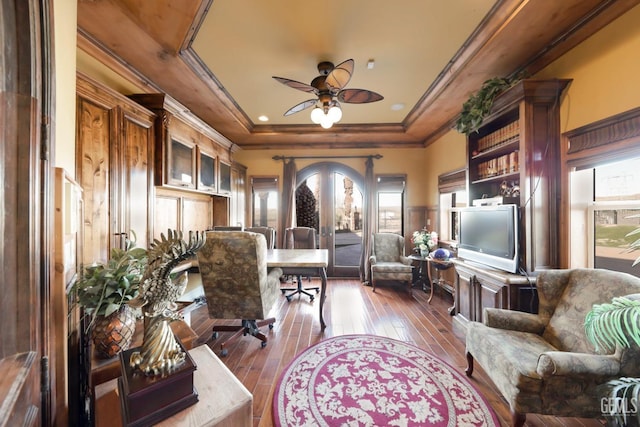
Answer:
465;79;571;273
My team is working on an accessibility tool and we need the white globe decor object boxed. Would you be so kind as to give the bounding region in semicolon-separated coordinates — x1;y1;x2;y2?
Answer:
327;105;342;123
320;114;334;129
310;107;324;124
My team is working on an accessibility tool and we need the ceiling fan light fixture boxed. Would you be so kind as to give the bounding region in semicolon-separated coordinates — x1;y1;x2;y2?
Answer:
274;59;383;128
310;107;324;124
327;104;342;123
320;115;334;129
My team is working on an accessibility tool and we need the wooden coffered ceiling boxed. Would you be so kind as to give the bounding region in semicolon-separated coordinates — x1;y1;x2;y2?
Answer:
77;0;640;149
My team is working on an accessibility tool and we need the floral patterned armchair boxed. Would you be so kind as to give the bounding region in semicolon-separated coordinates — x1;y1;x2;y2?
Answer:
197;231;283;357
369;233;413;293
465;268;640;426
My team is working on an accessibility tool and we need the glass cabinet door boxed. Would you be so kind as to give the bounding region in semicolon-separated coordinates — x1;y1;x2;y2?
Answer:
198;149;216;192
168;138;196;188
219;161;231;194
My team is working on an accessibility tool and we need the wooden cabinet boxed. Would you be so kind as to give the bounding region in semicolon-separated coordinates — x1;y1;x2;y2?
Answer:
76;73;155;264
452;259;537;328
129;93;235;195
230;162;247;227
455;264;475;324
466;79;571;273
154;187;214;240
129;93;243;228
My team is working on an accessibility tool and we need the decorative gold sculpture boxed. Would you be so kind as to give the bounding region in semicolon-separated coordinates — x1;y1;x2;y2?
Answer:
129;230;206;376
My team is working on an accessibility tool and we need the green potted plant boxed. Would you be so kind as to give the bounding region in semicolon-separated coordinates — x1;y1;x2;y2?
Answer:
73;232;147;359
585;221;640;427
455;75;521;135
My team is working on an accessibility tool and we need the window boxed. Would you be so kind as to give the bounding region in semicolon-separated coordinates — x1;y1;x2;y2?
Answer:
252;176;278;228
376;175;405;234
438;169;467;242
587;157;640;277
565;107;640;275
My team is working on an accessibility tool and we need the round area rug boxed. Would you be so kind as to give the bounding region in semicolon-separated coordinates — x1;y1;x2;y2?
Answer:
273;334;498;427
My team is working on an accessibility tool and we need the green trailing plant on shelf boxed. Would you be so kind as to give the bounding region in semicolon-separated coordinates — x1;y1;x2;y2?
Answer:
455;75;522;135
585;219;640;427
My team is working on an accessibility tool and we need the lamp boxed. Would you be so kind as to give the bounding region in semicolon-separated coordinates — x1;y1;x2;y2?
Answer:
309;101;342;129
310;107;324;124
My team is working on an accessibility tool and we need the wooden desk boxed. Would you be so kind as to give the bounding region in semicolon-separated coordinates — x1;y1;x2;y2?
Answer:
267;249;328;329
95;345;253;427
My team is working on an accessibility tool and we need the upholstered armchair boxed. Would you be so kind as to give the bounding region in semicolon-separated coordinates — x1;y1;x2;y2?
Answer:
369;232;413;293
197;231;283;357
465;268;640;427
280;227;319;301
246;226;276;249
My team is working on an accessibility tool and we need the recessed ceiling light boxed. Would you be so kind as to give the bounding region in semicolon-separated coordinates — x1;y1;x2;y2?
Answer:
258;115;269;122
391;103;405;111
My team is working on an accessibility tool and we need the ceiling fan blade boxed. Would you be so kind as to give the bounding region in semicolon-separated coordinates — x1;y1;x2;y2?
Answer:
273;76;317;94
283;99;317;116
325;59;354;91
337;89;384;104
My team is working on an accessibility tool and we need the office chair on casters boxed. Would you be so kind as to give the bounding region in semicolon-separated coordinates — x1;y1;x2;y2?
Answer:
245;226;276;249
212;225;244;231
281;227;320;302
197;231;282;357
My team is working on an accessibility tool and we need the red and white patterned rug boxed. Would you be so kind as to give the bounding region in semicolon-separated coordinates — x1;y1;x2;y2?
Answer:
273;334;498;427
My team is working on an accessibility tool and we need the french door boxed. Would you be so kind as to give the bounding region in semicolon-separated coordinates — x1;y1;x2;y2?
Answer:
297;163;364;277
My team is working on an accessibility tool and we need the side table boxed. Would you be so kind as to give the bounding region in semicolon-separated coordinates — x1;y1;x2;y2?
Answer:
408;254;430;293
426;256;455;314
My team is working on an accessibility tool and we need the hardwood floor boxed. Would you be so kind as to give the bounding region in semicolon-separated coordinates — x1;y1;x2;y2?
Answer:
189;278;606;427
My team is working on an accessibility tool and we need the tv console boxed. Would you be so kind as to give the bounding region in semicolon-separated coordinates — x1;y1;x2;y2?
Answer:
451;259;538;333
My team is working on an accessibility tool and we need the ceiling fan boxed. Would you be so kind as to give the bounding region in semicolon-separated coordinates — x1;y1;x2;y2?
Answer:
272;59;384;128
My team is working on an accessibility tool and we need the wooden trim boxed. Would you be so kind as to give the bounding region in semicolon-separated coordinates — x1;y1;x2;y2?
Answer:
438;168;467;193
564;107;640;155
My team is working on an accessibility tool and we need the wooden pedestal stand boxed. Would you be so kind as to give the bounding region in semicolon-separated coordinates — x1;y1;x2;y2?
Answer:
118;343;198;427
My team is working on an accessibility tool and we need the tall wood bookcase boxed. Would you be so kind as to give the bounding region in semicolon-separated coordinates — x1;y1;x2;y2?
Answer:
452;79;571;328
465;79;571;274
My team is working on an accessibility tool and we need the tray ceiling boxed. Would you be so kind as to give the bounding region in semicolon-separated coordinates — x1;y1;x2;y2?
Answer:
77;0;640;149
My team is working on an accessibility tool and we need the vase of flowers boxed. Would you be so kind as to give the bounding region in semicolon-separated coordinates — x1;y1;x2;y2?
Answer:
412;229;438;257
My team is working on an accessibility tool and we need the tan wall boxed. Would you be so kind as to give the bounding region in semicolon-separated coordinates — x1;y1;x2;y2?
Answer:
76;49;143;95
421;130;467;205
54;0;78;174
535;4;640;132
234;147;432;207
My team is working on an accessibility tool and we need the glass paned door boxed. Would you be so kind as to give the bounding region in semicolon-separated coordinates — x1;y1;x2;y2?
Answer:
297;163;364;277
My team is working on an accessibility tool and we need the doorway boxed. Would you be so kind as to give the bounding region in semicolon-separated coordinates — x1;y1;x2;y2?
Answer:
297;163;364;277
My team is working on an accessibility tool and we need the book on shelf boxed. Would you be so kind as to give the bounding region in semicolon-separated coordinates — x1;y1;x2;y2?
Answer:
476;150;519;180
476;121;520;154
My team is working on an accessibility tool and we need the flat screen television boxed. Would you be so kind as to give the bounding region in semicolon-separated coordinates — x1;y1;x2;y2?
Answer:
457;204;520;273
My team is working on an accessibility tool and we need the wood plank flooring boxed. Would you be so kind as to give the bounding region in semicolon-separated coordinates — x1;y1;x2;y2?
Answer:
189;278;607;427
